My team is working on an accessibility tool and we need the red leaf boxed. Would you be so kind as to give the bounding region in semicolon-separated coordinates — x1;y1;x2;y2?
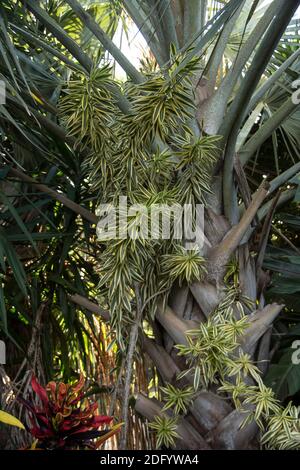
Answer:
30;425;54;439
31;375;49;407
46;381;56;402
70;425;94;435
92;415;113;426
59;420;80;432
72;373;85;394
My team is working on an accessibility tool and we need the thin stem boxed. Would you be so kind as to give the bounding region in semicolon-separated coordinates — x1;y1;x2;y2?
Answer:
3;166;98;224
120;284;143;450
109;357;125;417
271;225;300;255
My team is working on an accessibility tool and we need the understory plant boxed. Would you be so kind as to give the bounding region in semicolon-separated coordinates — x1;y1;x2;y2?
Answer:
20;374;121;450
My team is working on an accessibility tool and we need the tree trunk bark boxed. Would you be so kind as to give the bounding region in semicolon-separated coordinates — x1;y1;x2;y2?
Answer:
135;195;283;449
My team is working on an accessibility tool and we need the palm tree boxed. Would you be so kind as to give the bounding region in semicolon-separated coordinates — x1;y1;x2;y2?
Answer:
0;0;300;450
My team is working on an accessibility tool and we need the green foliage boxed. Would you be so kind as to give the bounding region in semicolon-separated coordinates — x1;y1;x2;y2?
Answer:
173;285;300;450
0;410;24;430
58;51;219;343
161;384;195;415
0;0;124;385
226;351;261;382
149;415;179;448
265;347;300;400
176;288;250;389
263;210;300;401
261;403;300;450
161;246;207;286
243;384;281;429
264;245;300;296
174;134;220;204
59;65;115;151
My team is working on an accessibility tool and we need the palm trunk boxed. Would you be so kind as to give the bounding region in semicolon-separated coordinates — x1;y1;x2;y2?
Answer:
128;1;299;449
135;201;283;449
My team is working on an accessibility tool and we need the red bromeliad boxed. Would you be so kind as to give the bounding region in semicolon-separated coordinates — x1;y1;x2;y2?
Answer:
21;374;121;450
